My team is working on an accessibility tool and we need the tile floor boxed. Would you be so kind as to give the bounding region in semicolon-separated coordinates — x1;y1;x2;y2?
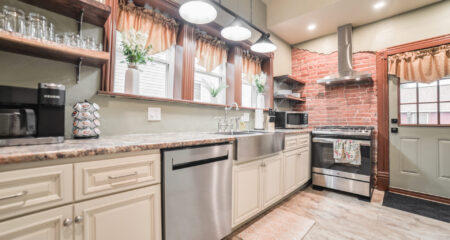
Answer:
235;187;450;240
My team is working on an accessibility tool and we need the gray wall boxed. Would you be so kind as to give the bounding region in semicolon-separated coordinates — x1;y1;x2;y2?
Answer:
0;0;258;137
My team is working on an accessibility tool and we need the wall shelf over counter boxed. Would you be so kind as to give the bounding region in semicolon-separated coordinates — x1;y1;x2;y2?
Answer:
19;0;111;27
274;75;306;85
0;32;110;67
274;95;306;103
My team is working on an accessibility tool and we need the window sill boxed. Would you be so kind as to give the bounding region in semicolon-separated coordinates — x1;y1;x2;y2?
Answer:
97;91;228;108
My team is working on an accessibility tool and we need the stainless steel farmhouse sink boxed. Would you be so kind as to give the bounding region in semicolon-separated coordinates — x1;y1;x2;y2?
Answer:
214;131;285;163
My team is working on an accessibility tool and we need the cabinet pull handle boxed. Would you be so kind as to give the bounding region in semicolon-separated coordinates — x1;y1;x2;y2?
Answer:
74;215;83;223
108;171;138;180
63;218;72;227
0;190;28;201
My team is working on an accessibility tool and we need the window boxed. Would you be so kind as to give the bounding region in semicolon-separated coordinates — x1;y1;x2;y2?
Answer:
194;58;226;104
241;73;257;108
399;77;450;125
113;31;175;98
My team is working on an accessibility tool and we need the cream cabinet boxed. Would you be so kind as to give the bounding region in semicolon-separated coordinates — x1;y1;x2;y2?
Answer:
232;159;262;227
261;154;284;209
0;151;162;240
283;149;300;194
0;205;73;240
296;148;311;187
74;185;161;240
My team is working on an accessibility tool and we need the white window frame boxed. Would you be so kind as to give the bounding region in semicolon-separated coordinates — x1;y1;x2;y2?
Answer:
113;30;175;99
194;60;227;104
241;74;257;108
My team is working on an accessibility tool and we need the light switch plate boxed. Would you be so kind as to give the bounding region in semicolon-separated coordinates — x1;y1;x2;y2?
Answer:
148;108;161;121
242;113;250;122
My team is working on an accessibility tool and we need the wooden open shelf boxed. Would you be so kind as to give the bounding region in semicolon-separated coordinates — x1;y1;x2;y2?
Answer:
274;75;306;85
274;95;306;103
0;31;110;67
19;0;111;27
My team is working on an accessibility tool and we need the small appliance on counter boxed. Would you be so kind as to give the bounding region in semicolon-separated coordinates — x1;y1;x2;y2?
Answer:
72;100;101;139
275;111;308;129
0;83;65;146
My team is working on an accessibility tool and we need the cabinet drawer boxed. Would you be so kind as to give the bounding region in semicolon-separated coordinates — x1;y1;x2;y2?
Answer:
0;164;73;221
284;135;299;151
298;135;310;148
74;151;160;201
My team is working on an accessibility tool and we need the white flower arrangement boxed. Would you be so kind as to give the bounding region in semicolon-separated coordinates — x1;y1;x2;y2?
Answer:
121;29;153;66
254;72;267;93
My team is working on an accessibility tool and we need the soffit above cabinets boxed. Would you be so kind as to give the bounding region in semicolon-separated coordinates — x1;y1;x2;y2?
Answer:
265;0;442;45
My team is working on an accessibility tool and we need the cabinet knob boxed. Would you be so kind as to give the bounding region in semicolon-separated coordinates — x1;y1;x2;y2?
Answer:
74;215;83;223
63;218;72;227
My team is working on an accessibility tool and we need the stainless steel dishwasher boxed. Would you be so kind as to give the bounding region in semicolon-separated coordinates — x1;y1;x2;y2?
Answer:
162;143;232;240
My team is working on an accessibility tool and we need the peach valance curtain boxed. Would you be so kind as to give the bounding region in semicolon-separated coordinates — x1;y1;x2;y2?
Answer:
116;0;179;54
242;51;262;83
388;44;450;83
195;31;228;72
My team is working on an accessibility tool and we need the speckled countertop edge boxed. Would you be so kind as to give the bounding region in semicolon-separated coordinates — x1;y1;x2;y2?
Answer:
0;130;311;165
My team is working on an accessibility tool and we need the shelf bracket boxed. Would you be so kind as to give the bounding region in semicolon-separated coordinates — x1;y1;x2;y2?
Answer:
76;58;83;84
78;9;85;38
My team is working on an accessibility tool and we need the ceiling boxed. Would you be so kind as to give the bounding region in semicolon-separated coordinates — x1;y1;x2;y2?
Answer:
264;0;442;45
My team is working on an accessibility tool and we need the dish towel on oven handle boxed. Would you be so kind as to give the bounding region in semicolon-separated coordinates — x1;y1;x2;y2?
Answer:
333;139;361;166
344;140;361;165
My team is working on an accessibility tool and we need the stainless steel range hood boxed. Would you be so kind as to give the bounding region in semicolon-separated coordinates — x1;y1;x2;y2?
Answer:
317;24;372;85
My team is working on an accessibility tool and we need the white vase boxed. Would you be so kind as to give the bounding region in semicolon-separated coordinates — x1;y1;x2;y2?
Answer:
211;96;218;104
256;93;265;109
124;64;140;94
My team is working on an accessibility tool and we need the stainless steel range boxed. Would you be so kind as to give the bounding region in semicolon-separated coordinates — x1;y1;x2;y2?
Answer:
311;126;374;197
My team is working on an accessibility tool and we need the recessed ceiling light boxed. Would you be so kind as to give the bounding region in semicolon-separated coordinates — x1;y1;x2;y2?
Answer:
307;24;316;31
373;1;386;10
179;1;217;24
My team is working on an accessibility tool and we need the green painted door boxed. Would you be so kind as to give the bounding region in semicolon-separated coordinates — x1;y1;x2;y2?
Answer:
389;75;450;198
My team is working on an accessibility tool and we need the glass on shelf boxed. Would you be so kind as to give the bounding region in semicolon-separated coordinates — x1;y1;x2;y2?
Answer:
3;5;17;33
47;22;55;42
27;12;40;39
16;9;26;36
0;13;5;32
38;15;47;40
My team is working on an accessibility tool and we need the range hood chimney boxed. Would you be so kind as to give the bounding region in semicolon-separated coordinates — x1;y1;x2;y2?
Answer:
317;24;372;85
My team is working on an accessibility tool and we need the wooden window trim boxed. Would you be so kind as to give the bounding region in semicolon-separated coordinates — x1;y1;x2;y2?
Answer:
376;34;450;191
100;0;274;110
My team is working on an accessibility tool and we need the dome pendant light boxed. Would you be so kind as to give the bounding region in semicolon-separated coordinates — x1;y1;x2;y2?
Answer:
179;1;217;24
251;33;277;53
221;19;252;41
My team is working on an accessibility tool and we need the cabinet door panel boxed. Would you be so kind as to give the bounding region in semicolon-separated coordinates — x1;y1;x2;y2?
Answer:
232;160;261;227
262;154;284;209
74;185;161;240
0;205;72;240
283;150;300;195
296;148;311;187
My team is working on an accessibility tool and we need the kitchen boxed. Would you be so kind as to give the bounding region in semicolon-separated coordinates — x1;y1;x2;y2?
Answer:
0;0;449;239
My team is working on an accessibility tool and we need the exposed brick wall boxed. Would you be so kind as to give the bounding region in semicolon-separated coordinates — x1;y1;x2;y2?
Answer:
291;48;379;181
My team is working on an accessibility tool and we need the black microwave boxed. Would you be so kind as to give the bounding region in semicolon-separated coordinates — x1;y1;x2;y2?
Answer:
275;111;308;129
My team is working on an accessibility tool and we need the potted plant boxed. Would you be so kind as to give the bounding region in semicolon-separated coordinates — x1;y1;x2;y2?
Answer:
121;29;153;94
203;79;228;104
254;72;267;109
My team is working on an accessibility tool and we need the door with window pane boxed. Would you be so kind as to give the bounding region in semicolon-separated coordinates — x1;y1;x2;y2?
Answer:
389;76;450;198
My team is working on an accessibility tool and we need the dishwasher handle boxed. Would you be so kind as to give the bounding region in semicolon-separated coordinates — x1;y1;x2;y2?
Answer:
167;143;231;170
172;154;229;170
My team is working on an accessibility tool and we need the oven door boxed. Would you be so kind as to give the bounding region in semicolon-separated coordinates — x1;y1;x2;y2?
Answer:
312;137;371;181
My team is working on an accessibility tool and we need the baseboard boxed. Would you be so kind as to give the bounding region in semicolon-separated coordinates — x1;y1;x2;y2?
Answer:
388;187;450;205
376;171;389;191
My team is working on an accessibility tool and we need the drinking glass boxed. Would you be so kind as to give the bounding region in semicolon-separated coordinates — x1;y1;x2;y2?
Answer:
0;13;6;31
97;43;103;51
38;15;47;40
16;9;26;36
3;5;17;33
55;33;64;44
27;13;40;39
47;22;55;41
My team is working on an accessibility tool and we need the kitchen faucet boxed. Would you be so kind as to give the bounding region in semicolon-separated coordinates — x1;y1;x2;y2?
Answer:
217;103;240;132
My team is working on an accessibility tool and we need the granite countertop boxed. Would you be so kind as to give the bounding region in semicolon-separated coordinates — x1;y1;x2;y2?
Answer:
0;129;311;165
0;133;235;165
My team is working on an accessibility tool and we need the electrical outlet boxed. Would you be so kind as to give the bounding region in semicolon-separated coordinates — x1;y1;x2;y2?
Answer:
242;113;250;122
148;108;161;121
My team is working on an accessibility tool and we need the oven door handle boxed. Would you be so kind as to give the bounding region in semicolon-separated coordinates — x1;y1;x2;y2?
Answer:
312;137;371;147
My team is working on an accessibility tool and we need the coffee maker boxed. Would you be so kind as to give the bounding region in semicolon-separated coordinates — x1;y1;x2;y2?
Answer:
0;83;65;146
